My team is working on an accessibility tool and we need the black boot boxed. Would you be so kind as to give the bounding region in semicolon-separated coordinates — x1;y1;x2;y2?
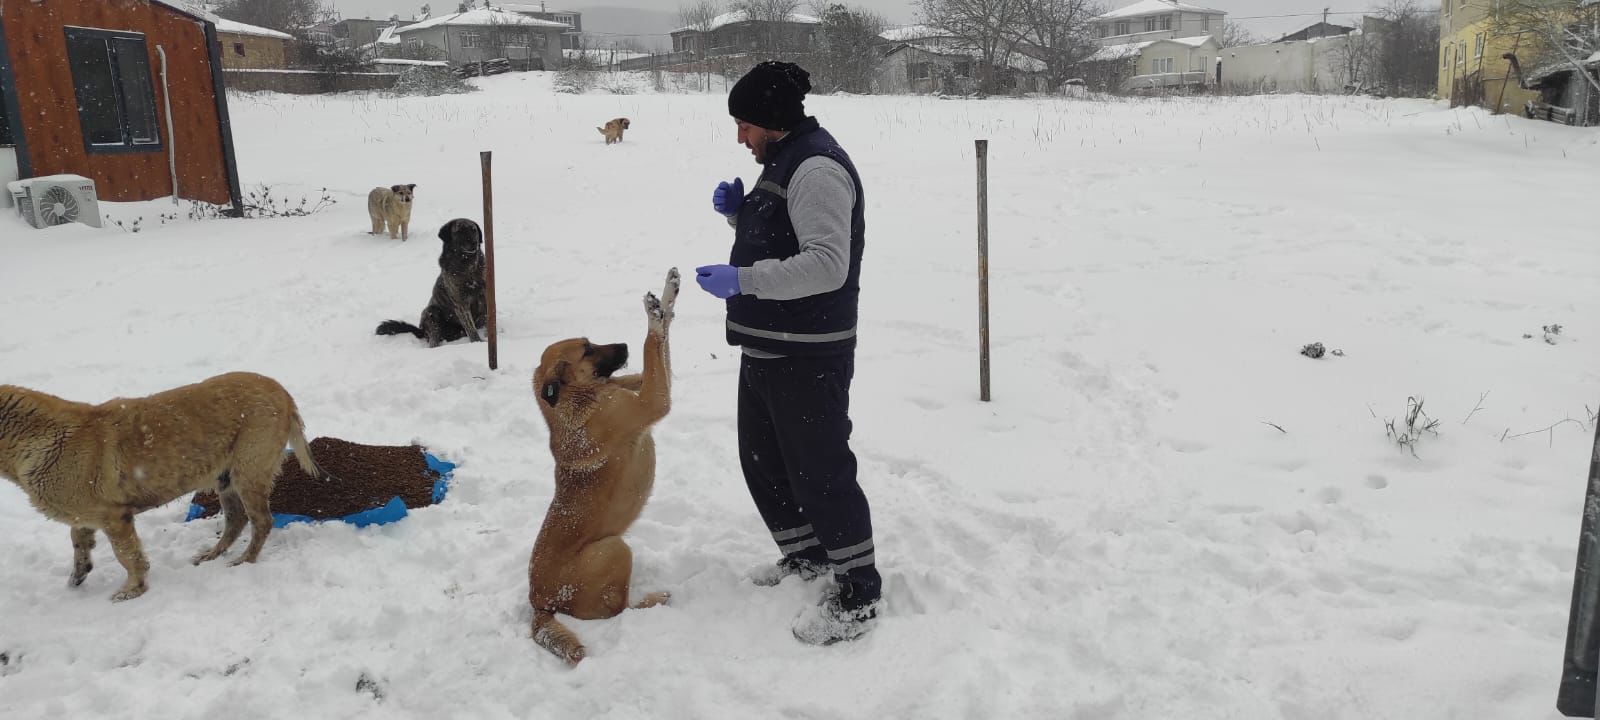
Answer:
792;582;880;645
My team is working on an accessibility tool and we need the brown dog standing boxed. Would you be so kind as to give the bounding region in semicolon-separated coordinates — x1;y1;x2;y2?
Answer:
0;372;325;601
527;268;678;665
598;118;630;145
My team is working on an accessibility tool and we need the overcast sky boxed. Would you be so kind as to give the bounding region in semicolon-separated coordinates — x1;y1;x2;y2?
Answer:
326;0;1378;43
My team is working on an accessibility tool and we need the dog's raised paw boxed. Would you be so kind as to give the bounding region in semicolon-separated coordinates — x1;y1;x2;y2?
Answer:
644;292;664;323
662;268;680;309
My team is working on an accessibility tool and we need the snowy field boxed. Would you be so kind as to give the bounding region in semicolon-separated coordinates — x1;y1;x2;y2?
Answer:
2;73;1598;719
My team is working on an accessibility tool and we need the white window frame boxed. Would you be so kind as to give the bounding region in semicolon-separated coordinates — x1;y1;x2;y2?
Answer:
460;31;481;48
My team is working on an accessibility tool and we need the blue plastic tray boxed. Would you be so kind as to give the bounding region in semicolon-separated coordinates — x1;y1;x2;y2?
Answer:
184;451;456;529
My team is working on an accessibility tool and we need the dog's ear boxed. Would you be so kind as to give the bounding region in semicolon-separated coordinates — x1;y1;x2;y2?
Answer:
391;184;403;193
438;222;453;243
407;184;417;191
539;361;569;407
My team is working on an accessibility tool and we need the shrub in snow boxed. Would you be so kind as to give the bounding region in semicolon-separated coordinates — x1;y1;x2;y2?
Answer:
1383;396;1439;458
1300;342;1326;359
386;66;473;97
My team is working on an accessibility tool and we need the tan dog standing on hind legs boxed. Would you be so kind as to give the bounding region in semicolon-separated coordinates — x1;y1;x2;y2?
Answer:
0;372;327;601
368;183;415;240
528;268;679;666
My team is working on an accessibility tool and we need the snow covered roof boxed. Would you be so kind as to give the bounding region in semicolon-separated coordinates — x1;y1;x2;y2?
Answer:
499;4;579;13
151;0;217;21
1095;0;1225;20
215;18;294;40
1163;34;1216;48
1085;40;1153;62
880;24;951;42
395;8;571;33
674;9;820;33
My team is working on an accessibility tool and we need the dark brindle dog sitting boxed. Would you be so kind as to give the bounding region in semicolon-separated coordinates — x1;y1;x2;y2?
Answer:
376;218;489;348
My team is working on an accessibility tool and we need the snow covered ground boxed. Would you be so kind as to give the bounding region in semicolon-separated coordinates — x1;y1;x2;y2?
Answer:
2;74;1598;719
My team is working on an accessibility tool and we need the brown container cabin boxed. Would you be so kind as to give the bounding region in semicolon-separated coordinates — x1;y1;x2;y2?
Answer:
0;0;242;209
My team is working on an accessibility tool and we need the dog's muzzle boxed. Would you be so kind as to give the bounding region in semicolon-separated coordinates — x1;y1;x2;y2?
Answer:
593;343;628;378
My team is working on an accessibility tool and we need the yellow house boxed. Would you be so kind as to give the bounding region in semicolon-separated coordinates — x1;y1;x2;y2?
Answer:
1437;0;1541;113
216;18;294;70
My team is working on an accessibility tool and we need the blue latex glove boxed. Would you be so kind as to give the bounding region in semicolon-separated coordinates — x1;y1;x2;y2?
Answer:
713;178;745;217
695;265;741;299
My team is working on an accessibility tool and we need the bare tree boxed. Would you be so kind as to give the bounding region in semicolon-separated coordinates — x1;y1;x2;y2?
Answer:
1368;0;1439;98
808;2;886;93
919;0;1027;93
1493;0;1600;123
1331;27;1380;92
1217;20;1258;48
1010;0;1101;90
732;0;806;59
678;0;723;87
215;0;331;33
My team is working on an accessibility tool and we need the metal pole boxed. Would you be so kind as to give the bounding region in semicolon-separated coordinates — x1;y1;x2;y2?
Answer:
976;139;991;403
480;150;499;371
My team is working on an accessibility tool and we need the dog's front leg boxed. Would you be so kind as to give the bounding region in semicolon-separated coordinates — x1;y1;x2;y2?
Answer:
400;220;409;241
69;527;95;587
102;512;149;602
447;281;482;343
599;269;678;428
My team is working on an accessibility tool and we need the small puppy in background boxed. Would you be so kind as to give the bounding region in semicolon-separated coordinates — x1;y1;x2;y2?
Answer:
368;184;416;240
598;118;631;145
375;218;488;348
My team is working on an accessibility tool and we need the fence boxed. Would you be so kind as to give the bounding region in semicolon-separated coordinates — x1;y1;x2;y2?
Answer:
223;69;400;94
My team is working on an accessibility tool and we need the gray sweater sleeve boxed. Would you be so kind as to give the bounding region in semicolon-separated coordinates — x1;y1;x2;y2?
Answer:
736;156;855;301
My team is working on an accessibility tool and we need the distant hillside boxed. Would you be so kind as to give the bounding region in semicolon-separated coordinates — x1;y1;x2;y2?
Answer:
571;5;677;52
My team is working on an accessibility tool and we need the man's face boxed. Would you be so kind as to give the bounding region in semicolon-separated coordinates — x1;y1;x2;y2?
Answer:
736;119;781;164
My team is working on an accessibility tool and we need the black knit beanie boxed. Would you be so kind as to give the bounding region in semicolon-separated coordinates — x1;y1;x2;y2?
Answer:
727;61;811;131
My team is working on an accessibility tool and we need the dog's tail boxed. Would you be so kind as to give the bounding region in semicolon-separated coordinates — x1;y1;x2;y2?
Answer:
286;408;329;480
532;609;587;666
596;126;605;134
375;320;424;338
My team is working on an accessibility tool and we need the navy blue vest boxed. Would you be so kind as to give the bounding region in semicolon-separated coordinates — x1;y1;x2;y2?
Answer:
726;118;865;356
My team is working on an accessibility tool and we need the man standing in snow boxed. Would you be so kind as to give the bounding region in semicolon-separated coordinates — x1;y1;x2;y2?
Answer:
693;61;881;645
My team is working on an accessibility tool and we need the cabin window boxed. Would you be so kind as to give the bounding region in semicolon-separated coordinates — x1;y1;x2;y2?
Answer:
0;78;13;147
64;27;160;153
234;42;247;56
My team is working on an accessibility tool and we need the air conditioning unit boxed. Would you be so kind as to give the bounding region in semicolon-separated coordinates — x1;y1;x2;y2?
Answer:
7;175;102;229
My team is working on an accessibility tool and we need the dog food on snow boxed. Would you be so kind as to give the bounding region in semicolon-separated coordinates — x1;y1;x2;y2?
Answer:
191;437;441;520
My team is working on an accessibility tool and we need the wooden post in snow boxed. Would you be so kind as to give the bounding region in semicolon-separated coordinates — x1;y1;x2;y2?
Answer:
481;150;499;372
976;139;991;403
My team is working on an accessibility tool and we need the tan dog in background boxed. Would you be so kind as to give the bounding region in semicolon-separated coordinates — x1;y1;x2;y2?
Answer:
0;372;326;601
528;268;678;665
598;117;631;145
368;183;416;240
